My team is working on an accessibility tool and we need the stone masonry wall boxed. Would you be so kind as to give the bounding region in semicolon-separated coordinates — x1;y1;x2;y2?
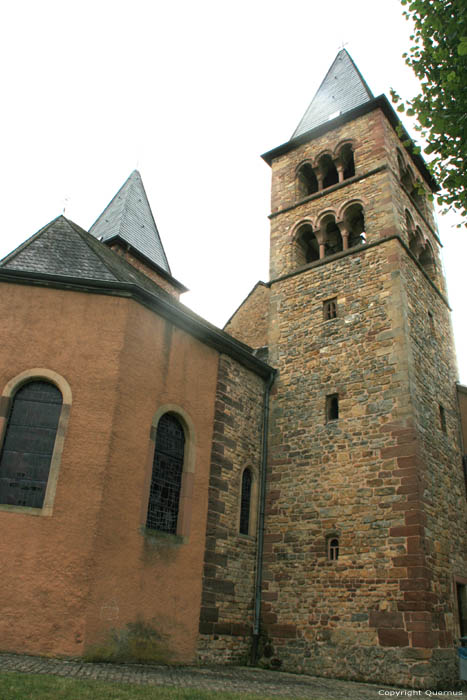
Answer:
381;120;446;298
457;386;467;454
224;282;270;350
196;355;265;663
260;238;453;687
108;242;182;298
269;110;396;280
400;246;467;683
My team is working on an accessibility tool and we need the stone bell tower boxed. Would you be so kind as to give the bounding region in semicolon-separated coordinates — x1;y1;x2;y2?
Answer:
245;49;466;687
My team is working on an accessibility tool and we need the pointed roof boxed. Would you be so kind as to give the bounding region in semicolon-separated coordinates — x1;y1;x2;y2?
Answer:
291;49;373;139
89;170;171;274
0;215;184;294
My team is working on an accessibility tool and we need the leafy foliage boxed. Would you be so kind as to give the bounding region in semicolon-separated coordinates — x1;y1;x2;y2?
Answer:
390;0;467;221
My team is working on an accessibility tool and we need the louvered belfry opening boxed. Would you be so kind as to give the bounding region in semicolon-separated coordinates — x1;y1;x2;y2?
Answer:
0;381;62;508
239;468;252;535
146;413;185;534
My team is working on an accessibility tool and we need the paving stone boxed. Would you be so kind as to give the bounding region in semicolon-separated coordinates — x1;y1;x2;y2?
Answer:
0;653;465;699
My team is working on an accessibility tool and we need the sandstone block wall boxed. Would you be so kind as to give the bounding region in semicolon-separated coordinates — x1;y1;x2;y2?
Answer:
259;237;462;687
269;110;393;280
400;249;467;680
197;355;265;663
224;282;270;350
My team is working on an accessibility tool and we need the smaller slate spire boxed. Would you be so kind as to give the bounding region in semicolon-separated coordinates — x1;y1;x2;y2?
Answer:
90;170;171;274
291;49;374;139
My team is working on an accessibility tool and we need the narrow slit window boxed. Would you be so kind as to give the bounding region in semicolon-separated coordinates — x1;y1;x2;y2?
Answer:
239;468;252;535
326;394;339;422
439;404;446;433
323;298;337;320
457;584;467;638
328;537;339;561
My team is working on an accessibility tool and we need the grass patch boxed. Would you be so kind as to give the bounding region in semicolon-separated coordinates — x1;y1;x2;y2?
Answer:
0;672;315;700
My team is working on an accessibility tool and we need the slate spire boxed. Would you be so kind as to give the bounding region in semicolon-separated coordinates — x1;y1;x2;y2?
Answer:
89;170;171;274
291;49;374;139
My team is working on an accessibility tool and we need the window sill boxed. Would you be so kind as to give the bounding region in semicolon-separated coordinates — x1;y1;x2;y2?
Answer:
238;532;256;541
139;527;187;545
0;503;49;516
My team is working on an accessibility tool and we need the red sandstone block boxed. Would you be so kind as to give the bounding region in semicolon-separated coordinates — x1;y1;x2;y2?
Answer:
405;511;426;526
397;455;419;468
398;601;429;612
268;624;297;639
262;613;278;624
406;621;432;632
407;565;431;579
410;612;432;621
393;555;425;567
389;525;423;537
406;538;424;555
263;534;283;543
230;623;250;636
378;628;409;647
397;484;420;495
400;579;430;592
411;630;437;648
381;445;417;458
392;502;423;513
369;611;403;628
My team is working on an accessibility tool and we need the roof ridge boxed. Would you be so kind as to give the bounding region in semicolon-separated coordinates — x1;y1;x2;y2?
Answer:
0;215;65;267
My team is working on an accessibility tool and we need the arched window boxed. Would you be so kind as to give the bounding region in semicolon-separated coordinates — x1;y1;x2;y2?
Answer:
402;166;414;193
328;537;339;561
343;203;365;248
239;468;252;535
0;381;62;508
319;154;339;189
340;143;355;179
296;223;319;265
296;163;318;198
410;180;426;214
146;413;185;534
419;240;436;281
397;150;406;181
324;218;343;255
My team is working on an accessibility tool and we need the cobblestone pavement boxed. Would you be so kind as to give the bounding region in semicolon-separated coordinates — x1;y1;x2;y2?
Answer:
0;653;465;699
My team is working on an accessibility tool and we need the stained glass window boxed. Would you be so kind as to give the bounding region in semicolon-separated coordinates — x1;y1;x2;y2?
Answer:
146;413;185;533
0;381;62;508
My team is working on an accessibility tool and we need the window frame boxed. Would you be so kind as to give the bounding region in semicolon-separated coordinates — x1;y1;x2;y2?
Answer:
327;535;340;561
142;405;195;542
326;394;339;423
0;369;72;517
323;298;337;321
237;466;258;539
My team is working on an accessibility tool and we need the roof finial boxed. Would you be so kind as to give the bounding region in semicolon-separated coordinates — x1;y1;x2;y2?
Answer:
338;40;348;52
62;195;70;215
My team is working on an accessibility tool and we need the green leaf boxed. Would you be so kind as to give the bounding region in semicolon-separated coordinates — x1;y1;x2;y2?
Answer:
397;104;405;113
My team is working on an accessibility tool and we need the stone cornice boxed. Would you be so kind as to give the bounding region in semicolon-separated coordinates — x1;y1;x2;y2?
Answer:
269;235;451;310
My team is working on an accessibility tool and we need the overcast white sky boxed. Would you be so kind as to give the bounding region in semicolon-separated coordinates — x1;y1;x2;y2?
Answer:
1;0;466;381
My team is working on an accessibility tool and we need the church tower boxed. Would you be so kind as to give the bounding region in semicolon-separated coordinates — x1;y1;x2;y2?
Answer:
226;49;467;687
